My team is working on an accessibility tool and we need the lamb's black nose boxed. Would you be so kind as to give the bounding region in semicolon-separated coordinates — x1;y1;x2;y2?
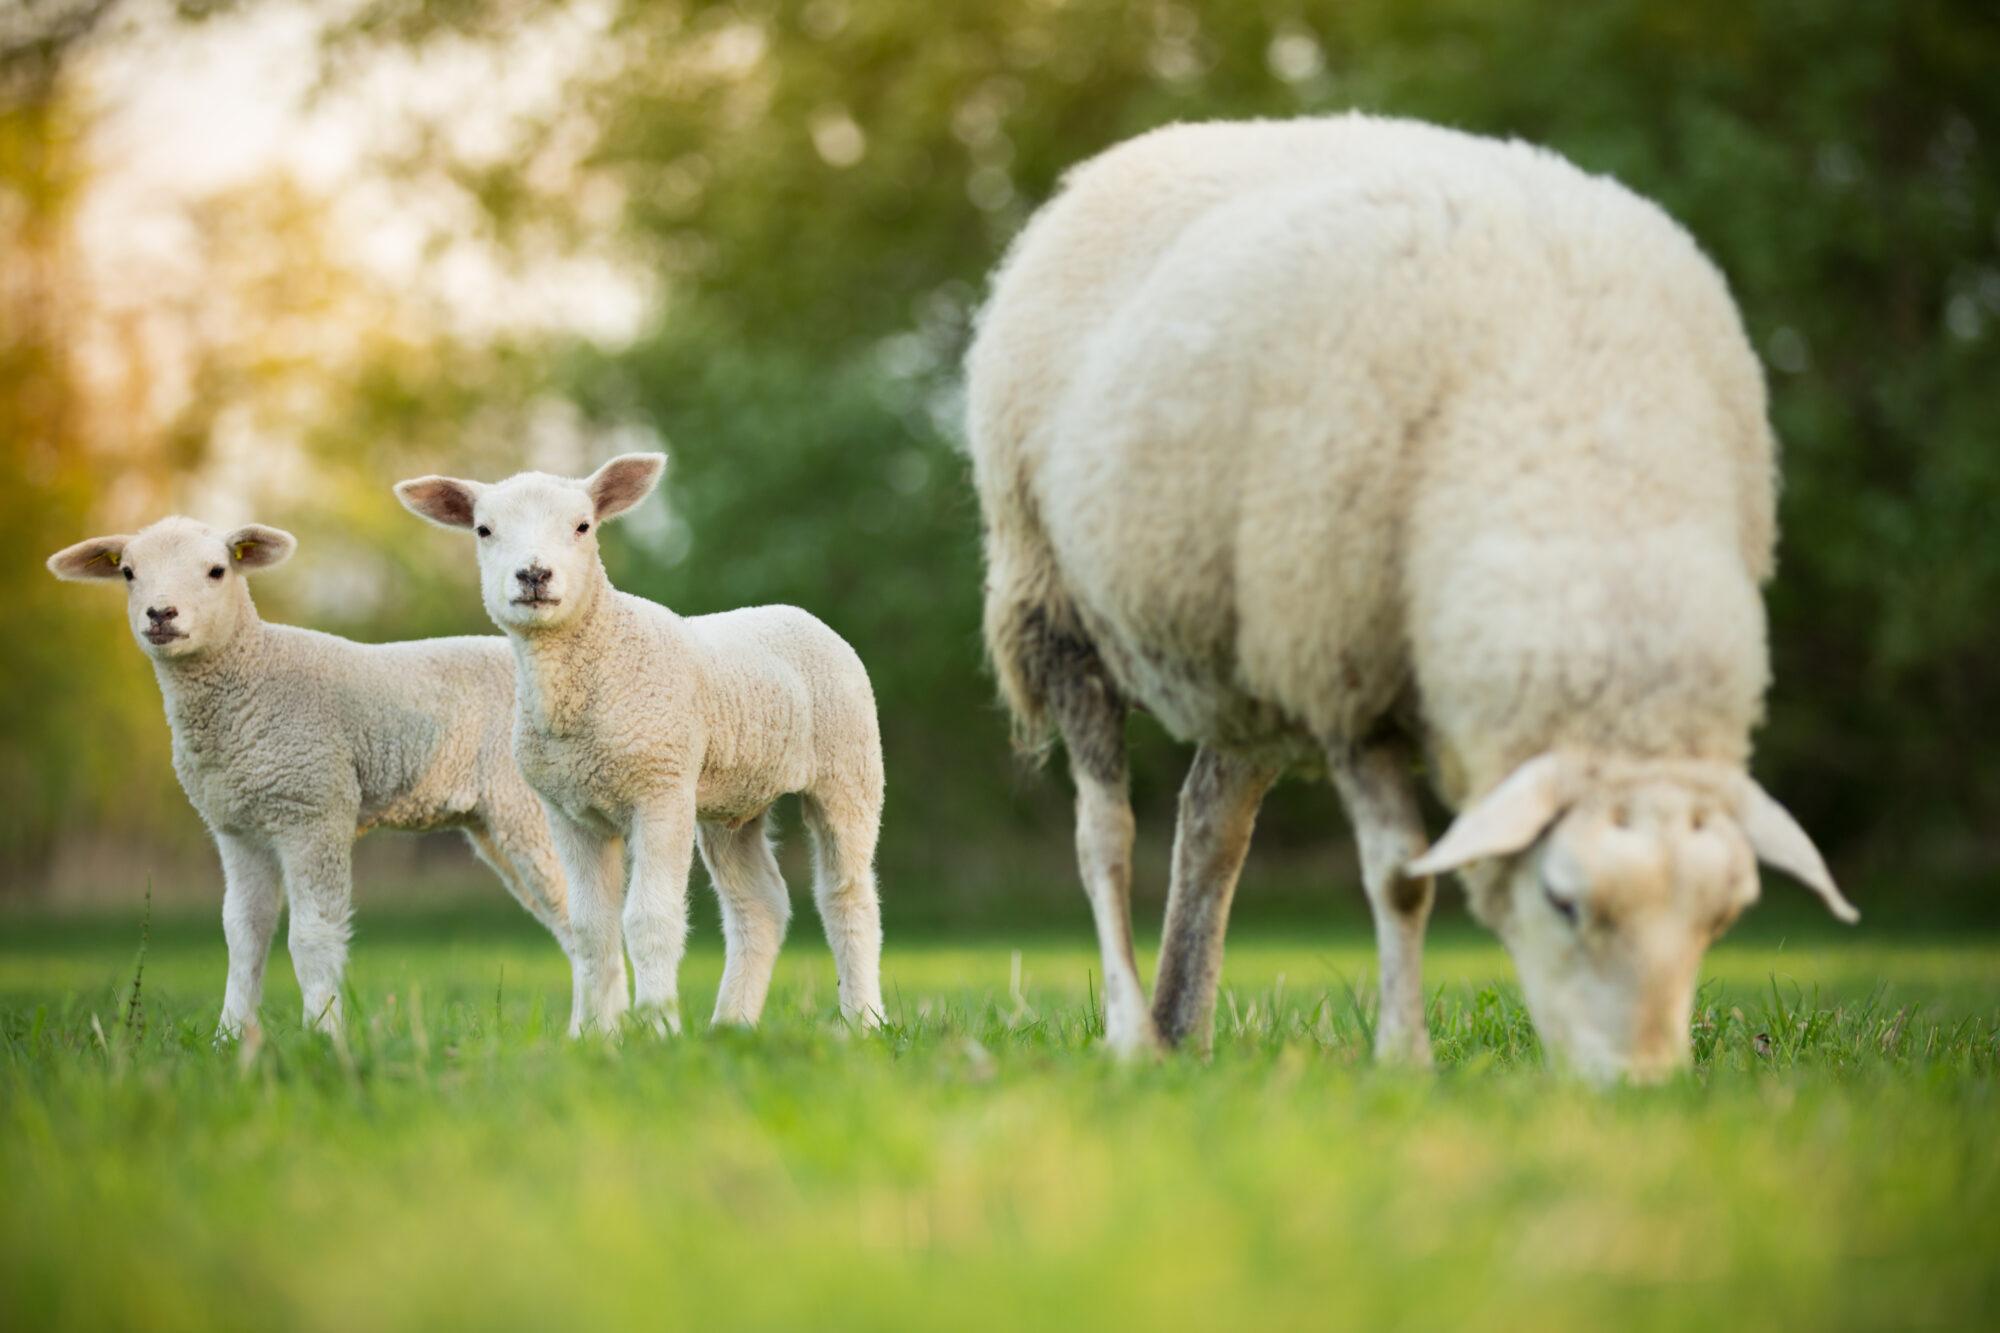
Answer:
147;606;178;624
515;565;551;590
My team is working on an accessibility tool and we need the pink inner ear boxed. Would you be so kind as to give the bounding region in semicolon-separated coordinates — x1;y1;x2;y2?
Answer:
410;480;477;527
590;459;661;518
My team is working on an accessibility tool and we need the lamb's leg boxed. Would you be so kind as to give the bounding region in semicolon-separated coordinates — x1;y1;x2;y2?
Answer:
465;822;581;1036
698;812;791;1027
1328;740;1436;1066
546;807;629;1035
1050;677;1156;1056
1151;747;1278;1053
216;833;282;1041
274;827;355;1035
625;793;697;1036
801;792;885;1028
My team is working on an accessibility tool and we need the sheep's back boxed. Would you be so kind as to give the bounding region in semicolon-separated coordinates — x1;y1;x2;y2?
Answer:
969;115;1776;767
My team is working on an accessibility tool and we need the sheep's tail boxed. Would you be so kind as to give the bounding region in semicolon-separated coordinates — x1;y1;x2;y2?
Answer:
978;482;1089;764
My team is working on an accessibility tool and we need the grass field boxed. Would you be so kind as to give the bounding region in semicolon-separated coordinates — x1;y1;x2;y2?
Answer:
2;905;1996;1331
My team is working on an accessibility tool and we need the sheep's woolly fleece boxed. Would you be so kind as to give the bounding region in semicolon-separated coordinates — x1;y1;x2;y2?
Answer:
968;113;1778;806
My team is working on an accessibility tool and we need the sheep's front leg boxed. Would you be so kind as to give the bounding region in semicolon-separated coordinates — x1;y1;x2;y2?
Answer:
275;828;355;1035
626;793;697;1036
216;834;283;1041
1329;741;1436;1066
1151;747;1278;1054
545;806;629;1035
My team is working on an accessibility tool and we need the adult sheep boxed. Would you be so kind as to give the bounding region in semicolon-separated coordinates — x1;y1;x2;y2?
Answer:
48;516;577;1037
966;115;1856;1080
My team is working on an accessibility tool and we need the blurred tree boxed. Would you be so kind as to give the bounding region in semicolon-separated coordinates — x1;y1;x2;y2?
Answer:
9;0;1998;914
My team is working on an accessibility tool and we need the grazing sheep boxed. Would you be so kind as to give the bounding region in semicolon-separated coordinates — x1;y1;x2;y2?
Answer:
966;114;1856;1079
48;516;578;1038
394;454;886;1035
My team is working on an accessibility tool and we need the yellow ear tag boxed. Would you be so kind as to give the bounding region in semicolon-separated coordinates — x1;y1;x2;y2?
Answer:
233;541;254;562
100;549;121;567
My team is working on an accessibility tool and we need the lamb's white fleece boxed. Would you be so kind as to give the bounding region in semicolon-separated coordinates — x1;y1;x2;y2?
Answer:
48;515;574;1037
395;455;886;1034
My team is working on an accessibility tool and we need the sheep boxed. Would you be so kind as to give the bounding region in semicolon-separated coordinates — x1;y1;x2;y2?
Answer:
47;516;578;1038
965;114;1857;1079
393;454;886;1035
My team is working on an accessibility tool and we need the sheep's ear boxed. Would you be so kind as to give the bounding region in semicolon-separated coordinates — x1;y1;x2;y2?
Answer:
1407;753;1573;877
225;524;296;572
47;535;137;582
1733;776;1859;923
585;452;666;522
394;476;484;530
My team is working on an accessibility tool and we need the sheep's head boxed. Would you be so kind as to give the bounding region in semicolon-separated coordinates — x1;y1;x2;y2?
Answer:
47;516;293;661
394;453;665;634
1409;752;1856;1082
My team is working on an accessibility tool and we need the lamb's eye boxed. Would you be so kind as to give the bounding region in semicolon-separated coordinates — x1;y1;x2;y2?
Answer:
121;567;134;582
208;565;225;580
1543;880;1580;926
576;521;590;535
475;525;492;538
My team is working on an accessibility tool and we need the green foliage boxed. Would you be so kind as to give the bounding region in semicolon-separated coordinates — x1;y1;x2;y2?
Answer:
2;913;1998;1328
7;0;1998;902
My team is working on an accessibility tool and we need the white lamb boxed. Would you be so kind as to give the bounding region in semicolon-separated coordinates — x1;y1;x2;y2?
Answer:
47;516;578;1037
966;114;1857;1080
394;454;886;1034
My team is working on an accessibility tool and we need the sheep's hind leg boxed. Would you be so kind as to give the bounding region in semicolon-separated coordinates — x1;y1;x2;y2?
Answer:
801;792;884;1028
465;821;582;1036
1048;666;1157;1057
274;825;355;1035
699;812;792;1027
625;793;697;1036
216;834;283;1041
1151;747;1278;1054
1328;740;1436;1066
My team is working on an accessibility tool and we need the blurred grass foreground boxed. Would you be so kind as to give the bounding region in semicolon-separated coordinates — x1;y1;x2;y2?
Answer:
2;913;1998;1329
3;0;1999;922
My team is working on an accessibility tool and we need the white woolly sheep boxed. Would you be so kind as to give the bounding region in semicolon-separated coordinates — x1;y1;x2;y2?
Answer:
394;454;886;1034
48;516;578;1038
966;114;1856;1079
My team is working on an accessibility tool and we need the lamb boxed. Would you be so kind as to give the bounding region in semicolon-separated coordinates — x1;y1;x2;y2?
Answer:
965;114;1857;1080
47;516;578;1038
393;454;886;1035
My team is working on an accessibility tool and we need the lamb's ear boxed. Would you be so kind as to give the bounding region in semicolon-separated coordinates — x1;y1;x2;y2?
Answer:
1734;776;1859;923
225;524;296;572
394;476;484;530
1407;752;1573;877
47;535;137;582
584;452;666;522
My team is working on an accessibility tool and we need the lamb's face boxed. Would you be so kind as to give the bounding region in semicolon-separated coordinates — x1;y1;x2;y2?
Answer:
46;516;294;661
395;453;666;635
1410;754;1856;1083
467;475;602;632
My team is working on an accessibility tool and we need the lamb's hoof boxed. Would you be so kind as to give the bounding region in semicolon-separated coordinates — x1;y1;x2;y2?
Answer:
630;1003;682;1038
1372;1028;1435;1070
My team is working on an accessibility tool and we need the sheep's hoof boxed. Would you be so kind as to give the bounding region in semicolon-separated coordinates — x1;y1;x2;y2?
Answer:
1102;1014;1165;1062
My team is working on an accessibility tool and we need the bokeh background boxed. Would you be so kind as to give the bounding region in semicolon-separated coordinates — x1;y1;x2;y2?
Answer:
3;0;1996;924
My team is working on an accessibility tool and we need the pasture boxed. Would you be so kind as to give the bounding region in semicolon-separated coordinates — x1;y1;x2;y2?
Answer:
2;905;1994;1331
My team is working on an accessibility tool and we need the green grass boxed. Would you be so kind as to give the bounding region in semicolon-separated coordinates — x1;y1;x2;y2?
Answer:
2;907;1996;1331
